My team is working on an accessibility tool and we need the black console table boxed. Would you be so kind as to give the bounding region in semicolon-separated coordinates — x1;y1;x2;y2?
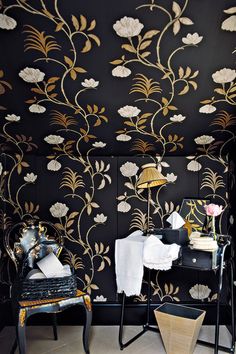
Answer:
118;235;235;354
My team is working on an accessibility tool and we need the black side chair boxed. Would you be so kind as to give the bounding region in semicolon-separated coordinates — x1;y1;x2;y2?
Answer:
4;218;92;354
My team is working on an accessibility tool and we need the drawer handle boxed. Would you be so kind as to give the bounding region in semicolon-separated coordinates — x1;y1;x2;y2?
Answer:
192;258;197;263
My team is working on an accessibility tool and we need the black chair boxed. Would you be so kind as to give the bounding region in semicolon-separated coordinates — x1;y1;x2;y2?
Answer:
4;218;92;354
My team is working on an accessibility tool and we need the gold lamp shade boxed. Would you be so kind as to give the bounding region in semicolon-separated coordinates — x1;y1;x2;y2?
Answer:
137;163;167;189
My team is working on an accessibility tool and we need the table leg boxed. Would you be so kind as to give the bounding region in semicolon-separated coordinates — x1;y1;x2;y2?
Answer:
214;249;225;354
230;259;235;352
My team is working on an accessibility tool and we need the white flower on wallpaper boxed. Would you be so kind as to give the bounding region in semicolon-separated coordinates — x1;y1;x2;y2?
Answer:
0;14;17;30
29;103;46;113
166;173;177;182
189;284;211;300
113;16;144;38
81;78;99;88
117;201;131;213
169;114;186;122
92;141;106;148
212;68;236;84
187;160;202;172
94;213;107;223
182;32;203;45
44;135;64;144
199;104;216;114
221;16;236;32
120;162;139;177
50;202;69;218
116;134;131;141
19;67;45;83
47;160;62;171
93;295;107;302
118;105;141;118
194;135;215;145
5;114;20;122
221;7;236;32
112;66;131;77
0;162;3;175
156;157;170;172
24;172;37;183
229;214;234;225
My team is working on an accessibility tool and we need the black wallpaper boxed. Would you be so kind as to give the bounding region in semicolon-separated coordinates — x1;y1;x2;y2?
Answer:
0;0;235;324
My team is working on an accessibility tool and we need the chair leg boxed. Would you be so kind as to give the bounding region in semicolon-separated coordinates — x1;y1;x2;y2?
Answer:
52;313;58;340
83;307;92;354
82;295;92;354
10;338;17;354
17;309;27;354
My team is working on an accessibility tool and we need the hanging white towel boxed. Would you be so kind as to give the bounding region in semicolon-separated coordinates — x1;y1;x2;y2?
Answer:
143;235;180;271
115;230;146;296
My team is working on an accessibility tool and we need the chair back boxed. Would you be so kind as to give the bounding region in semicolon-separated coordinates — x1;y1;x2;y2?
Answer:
4;218;64;274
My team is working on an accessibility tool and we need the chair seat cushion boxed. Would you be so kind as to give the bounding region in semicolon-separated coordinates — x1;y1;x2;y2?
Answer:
19;289;85;307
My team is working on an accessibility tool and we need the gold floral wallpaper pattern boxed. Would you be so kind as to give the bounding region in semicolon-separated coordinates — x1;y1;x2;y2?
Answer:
0;0;235;310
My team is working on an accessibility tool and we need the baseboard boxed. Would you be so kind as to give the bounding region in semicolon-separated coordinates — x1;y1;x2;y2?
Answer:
0;302;232;329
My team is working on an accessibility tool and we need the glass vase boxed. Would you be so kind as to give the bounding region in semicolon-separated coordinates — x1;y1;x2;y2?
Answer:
210;215;217;241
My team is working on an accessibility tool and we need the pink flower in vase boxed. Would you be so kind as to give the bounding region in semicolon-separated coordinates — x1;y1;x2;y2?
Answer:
204;203;223;240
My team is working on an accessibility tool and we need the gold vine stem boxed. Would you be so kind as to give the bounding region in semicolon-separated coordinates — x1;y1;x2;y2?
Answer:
155;0;189;64
34;57;67;69
127;39;170;140
154;184;167;227
3;124;25;212
15;183;28;218
195;149;227;166
213;129;235;160
136;3;172;22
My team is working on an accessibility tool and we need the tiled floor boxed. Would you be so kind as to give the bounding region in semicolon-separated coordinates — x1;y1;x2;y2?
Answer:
0;325;234;354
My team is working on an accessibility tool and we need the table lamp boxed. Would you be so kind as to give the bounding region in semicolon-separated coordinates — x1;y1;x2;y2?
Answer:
137;163;167;234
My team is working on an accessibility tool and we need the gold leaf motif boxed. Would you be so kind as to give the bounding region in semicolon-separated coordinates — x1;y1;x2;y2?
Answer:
139;40;151;51
80;15;87;31
143;30;160;39
24;25;60;57
81;39;92;53
88;19;96;31
70;69;77;80
178;85;189;95
42;9;54;19
110;59;123;65
48;77;60;84
88;34;101;46
179;17;193;25
173;20;180;35
74;66;87;73
172;1;181;17
55;22;64;32
71;15;79;31
64;55;73;67
121;44;136;53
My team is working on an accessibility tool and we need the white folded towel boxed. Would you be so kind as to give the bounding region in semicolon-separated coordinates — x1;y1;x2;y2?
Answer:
143;235;180;271
115;230;146;296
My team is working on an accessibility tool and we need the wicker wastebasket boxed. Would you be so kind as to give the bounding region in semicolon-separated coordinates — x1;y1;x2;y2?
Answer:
154;303;205;354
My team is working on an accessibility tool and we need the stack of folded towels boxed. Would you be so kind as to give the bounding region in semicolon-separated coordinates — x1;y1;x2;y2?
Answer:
189;232;218;251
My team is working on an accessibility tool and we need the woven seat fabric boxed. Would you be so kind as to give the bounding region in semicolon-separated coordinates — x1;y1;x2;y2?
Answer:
19;290;85;307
